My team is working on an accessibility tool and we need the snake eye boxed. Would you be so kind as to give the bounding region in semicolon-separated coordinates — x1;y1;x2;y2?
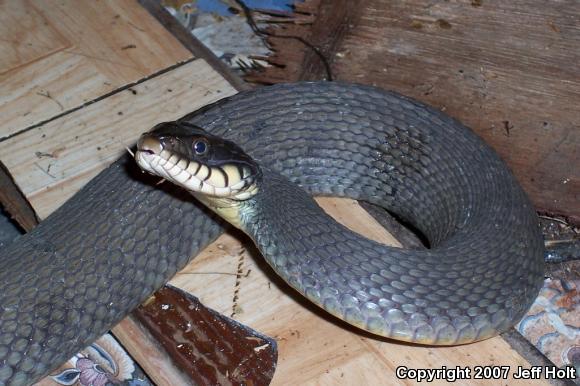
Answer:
193;140;208;155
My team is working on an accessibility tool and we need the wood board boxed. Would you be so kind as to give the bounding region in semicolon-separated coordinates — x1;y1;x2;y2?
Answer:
0;0;192;139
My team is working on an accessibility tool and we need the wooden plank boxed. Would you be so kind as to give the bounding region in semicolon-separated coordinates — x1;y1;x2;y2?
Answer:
0;58;237;219
169;197;548;385
0;0;192;139
240;0;324;84
0;0;64;73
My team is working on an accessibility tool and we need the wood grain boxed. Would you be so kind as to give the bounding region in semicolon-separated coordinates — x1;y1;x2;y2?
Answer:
0;0;192;139
0;58;237;219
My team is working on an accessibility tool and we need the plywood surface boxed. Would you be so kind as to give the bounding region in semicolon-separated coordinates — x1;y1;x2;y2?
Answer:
0;0;192;139
0;58;237;219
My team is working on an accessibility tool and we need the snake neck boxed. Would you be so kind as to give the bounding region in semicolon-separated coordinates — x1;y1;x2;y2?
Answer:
193;168;324;240
234;168;336;257
192;187;258;231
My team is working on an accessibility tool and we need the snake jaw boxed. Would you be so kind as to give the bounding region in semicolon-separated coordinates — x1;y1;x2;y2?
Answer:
135;149;243;198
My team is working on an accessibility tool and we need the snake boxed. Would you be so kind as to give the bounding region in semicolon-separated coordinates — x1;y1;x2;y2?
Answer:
0;82;544;385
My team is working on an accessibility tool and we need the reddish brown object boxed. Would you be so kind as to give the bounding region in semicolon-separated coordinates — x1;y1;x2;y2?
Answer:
133;285;278;385
250;0;580;224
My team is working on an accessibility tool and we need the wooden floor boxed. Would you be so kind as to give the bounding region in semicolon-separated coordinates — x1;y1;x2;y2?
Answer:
0;1;562;385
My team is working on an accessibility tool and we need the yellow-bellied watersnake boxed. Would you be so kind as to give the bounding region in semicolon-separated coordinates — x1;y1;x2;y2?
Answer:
0;83;544;385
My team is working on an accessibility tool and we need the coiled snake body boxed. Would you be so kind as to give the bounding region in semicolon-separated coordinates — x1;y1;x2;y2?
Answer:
0;83;544;385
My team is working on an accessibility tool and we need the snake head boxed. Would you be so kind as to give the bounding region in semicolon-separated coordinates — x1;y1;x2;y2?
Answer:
135;122;261;200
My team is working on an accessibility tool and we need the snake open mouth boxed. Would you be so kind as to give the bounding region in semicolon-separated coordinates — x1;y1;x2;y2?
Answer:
135;122;260;200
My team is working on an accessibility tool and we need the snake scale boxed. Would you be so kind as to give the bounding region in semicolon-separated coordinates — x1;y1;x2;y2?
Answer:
0;82;544;385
